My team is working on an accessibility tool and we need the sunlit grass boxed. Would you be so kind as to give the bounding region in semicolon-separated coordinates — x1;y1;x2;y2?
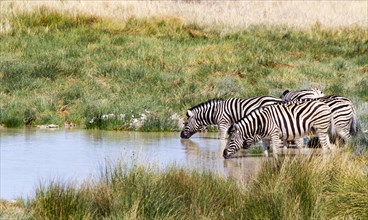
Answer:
1;1;367;32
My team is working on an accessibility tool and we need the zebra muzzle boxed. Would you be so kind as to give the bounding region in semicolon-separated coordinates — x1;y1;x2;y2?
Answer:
180;131;192;139
223;149;233;159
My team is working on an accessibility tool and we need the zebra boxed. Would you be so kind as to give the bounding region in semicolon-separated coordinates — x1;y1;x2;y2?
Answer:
282;91;358;147
323;96;358;143
223;99;335;159
180;96;282;140
280;88;324;101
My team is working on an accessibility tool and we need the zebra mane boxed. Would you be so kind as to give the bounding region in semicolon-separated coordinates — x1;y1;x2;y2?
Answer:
281;95;346;104
188;99;223;112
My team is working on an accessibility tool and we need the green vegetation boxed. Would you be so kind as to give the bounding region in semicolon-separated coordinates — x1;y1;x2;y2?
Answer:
1;9;367;130
1;151;367;219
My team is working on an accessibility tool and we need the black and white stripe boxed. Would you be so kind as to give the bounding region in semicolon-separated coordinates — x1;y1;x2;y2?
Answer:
282;91;358;147
223;100;335;158
305;95;357;146
281;88;324;101
180;96;282;140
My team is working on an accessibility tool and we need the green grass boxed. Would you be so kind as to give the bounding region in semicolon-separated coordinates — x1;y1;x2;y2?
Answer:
0;8;367;130
1;150;366;219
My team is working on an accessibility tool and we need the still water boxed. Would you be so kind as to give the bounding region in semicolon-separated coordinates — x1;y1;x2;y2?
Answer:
0;128;263;200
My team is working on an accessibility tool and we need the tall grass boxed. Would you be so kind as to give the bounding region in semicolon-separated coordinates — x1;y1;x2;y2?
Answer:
26;163;242;219
1;8;367;130
8;151;363;219
1;1;367;31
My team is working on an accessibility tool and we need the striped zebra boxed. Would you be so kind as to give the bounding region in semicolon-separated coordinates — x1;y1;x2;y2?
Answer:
180;96;282;140
321;96;358;144
223;100;335;158
282;92;358;147
280;88;324;101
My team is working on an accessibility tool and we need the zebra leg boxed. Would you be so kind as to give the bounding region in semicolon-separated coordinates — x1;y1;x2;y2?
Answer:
295;138;304;149
335;128;350;148
261;138;271;151
261;138;271;157
316;131;333;154
270;133;282;158
219;124;229;140
295;138;307;155
219;130;226;140
219;139;227;152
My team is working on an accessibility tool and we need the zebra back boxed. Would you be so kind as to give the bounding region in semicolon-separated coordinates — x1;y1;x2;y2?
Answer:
282;95;358;138
181;96;282;139
281;88;324;101
261;100;332;140
221;96;282;124
186;99;223;123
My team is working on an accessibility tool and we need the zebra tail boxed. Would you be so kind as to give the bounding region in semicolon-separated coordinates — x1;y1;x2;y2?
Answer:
350;110;359;136
329;116;337;143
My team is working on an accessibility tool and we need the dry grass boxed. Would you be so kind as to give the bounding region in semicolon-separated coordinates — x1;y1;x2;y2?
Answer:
0;200;26;219
1;0;367;33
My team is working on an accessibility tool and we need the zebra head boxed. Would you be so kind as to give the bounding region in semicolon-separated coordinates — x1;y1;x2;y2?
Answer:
180;99;222;139
223;117;260;158
223;124;245;159
180;110;203;139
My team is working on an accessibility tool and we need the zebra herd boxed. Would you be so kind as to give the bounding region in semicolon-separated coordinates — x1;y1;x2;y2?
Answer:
180;88;358;159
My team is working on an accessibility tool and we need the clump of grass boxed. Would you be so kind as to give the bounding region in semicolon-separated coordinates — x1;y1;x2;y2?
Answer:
27;181;92;219
11;6;102;33
25;163;242;219
240;154;325;219
243;151;368;219
324;153;368;219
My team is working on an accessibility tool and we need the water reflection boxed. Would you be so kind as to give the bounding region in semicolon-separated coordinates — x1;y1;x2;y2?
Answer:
179;137;264;183
0;129;264;200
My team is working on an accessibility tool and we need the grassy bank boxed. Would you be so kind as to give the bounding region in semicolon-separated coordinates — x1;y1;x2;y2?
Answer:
0;8;367;130
1;151;367;219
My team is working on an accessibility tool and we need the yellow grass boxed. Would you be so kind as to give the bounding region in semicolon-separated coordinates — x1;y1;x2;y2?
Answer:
1;0;367;33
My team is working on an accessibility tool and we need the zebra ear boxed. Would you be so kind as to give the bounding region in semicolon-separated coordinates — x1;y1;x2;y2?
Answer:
280;89;290;98
315;88;325;96
187;110;194;117
228;124;239;134
233;124;240;132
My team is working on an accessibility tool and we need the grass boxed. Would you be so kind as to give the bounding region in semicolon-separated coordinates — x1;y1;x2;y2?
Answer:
0;8;367;130
1;150;367;219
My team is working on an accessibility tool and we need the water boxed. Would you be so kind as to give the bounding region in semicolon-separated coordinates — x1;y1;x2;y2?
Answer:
0;128;263;200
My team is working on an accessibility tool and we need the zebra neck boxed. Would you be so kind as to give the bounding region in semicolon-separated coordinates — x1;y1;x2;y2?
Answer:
200;106;221;126
255;110;271;138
